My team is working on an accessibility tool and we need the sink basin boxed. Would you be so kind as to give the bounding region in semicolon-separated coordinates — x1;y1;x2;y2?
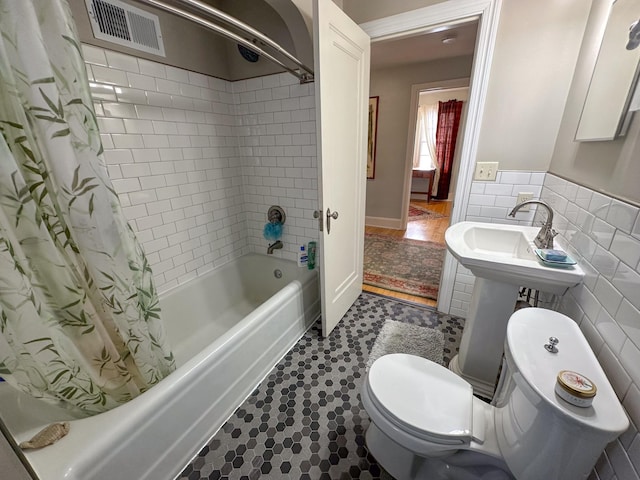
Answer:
444;221;585;398
445;221;584;294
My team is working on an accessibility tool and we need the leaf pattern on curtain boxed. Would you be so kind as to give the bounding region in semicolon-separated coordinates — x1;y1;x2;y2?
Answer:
434;100;464;200
0;0;175;415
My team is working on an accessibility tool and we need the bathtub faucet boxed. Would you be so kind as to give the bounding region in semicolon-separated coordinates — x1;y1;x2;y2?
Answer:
508;200;557;249
267;240;283;254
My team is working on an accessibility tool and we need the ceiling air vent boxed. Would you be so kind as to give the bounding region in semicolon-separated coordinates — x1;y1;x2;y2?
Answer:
85;0;165;57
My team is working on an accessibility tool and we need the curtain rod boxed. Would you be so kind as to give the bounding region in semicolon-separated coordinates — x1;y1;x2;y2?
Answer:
134;0;314;84
176;0;314;77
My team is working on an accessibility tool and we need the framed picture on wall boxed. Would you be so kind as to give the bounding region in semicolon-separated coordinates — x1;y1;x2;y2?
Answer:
367;96;379;179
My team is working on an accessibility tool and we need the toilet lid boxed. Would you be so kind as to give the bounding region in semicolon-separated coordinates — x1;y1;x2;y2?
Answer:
367;353;473;443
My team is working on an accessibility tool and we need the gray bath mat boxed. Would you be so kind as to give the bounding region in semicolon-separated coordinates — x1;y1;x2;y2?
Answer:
366;320;445;371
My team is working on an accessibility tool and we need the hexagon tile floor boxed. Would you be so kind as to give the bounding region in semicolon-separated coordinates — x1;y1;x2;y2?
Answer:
178;292;464;480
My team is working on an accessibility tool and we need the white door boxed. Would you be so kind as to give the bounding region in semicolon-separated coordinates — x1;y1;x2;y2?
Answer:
313;0;370;337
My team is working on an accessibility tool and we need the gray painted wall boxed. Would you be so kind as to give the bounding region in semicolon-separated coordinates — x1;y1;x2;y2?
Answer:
218;0;299;81
343;0;445;24
474;0;591;172
68;0;232;79
345;0;592;175
266;0;314;68
367;56;473;219
68;0;313;82
550;0;640;206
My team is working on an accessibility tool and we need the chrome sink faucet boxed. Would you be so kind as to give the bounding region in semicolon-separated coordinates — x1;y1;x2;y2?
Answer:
508;200;558;249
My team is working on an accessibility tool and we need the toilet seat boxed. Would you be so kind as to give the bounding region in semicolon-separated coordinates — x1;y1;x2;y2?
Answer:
367;353;474;445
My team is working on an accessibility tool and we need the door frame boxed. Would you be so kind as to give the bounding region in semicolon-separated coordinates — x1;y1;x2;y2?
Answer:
359;0;502;314
401;78;470;229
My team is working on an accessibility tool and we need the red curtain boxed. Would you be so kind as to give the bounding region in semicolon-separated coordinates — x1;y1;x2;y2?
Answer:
434;100;464;200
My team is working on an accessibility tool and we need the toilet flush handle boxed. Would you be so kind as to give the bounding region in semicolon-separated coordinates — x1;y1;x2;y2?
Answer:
544;336;559;353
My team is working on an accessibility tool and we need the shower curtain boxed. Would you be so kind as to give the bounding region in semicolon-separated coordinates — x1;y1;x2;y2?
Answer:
0;1;175;415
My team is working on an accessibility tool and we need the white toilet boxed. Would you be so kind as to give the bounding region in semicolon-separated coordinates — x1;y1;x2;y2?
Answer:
361;308;629;480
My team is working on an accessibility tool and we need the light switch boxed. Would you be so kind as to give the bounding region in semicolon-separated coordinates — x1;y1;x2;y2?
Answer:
474;162;499;181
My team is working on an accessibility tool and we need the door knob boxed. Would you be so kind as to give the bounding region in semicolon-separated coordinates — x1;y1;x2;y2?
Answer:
326;208;339;234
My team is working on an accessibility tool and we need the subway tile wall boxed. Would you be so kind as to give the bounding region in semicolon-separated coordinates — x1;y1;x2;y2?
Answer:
540;174;640;480
449;170;546;318
232;76;319;259
83;45;317;292
450;171;640;477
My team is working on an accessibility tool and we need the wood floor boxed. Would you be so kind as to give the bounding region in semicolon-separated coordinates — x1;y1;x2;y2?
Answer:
363;200;452;308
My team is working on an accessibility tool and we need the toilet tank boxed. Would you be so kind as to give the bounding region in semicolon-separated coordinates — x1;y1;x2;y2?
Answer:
494;308;628;480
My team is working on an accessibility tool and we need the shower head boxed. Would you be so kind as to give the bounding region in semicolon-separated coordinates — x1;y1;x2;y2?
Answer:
238;44;260;62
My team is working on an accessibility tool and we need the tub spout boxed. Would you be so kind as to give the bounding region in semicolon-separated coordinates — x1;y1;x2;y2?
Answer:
267;240;283;254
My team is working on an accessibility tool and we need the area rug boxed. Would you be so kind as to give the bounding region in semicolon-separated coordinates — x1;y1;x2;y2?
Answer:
366;320;445;370
364;233;445;299
408;204;446;220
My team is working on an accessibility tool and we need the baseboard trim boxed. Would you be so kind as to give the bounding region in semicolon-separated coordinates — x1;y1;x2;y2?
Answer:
365;216;403;229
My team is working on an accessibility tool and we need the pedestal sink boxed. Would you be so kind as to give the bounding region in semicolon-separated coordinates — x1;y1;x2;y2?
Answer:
445;221;584;398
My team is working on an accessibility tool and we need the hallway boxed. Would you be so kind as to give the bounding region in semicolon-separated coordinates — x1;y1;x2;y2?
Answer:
363;200;452;307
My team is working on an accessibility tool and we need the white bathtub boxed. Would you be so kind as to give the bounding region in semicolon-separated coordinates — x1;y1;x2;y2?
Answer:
0;253;320;479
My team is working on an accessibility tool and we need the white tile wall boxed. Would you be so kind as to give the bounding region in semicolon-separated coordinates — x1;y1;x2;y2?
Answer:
450;172;640;477
449;170;546;318
541;174;640;480
83;44;317;292
232;75;319;261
